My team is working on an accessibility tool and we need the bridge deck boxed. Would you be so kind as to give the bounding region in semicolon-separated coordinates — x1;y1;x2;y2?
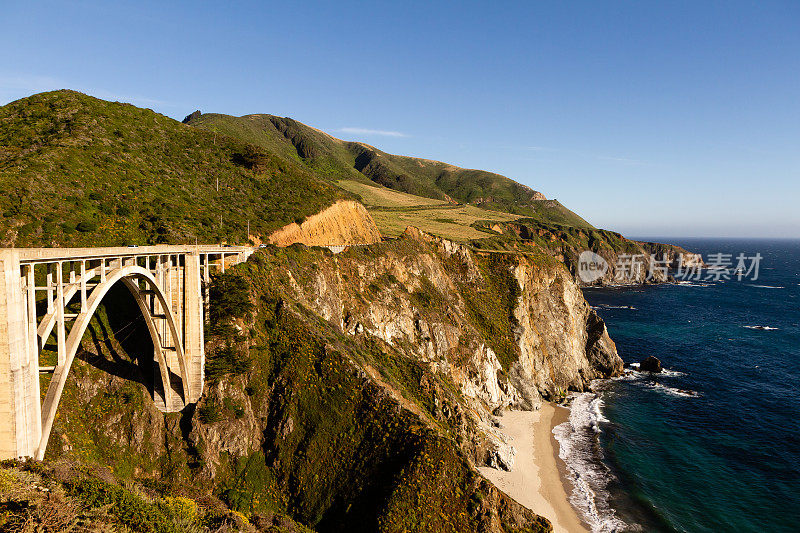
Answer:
15;245;253;263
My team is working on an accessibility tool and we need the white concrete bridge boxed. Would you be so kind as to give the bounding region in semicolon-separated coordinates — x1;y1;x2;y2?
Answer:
0;245;252;460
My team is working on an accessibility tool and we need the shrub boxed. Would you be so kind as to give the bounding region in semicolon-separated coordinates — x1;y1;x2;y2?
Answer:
197;399;222;423
223;397;245;419
410;276;445;311
65;476;180;533
206;344;251;382
231;145;271;173
76;221;97;232
208;273;254;326
159;496;198;524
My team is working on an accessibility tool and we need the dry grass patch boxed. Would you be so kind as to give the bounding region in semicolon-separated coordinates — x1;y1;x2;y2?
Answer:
336;180;520;240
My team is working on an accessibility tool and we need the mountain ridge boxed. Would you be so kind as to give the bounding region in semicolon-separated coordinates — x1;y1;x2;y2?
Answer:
0;90;350;247
183;111;566;219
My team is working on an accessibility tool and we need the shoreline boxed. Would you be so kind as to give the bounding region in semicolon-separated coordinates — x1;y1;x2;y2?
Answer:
478;403;591;533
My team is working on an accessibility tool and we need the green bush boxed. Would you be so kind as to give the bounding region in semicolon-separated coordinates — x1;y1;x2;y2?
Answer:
206;343;251;383
208;273;254;326
76;221;97;232
65;476;180;533
197;398;223;423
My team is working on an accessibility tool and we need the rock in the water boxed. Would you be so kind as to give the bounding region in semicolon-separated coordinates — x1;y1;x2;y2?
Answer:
639;356;662;373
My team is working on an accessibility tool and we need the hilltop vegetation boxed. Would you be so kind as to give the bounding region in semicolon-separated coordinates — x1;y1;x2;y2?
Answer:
0;91;596;248
0;90;348;247
185;112;571;218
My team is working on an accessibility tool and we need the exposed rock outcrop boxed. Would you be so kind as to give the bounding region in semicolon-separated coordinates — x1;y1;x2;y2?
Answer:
640;355;662;373
271;226;621;413
48;226;622;533
182;109;201;123
267;199;382;247
252;226;623;473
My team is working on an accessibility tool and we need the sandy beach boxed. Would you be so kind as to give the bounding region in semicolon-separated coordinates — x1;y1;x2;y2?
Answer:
478;404;589;533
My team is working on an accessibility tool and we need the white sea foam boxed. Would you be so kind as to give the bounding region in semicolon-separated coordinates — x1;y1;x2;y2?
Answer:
643;382;700;398
625;363;684;378
553;392;632;532
675;281;713;287
749;284;784;289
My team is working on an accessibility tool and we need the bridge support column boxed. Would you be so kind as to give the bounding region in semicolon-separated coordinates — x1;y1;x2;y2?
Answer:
184;253;204;403
0;250;40;459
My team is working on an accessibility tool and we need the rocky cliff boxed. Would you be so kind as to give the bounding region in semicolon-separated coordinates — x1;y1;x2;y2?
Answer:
267;200;382;247
269;226;620;409
472;218;703;286
38;227;621;533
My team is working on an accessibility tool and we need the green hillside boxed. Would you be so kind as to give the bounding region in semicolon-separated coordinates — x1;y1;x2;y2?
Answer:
185;112;581;220
0;91;348;247
0;91;593;249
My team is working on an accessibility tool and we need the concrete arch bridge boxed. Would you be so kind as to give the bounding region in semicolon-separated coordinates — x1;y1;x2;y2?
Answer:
0;245;252;460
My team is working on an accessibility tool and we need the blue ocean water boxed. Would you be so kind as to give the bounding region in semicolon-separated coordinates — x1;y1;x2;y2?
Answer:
575;239;800;532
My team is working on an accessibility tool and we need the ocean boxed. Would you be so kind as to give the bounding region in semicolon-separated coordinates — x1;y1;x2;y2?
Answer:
556;238;800;532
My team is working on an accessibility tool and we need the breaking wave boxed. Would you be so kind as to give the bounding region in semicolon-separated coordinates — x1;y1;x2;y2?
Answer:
642;382;701;398
553;392;633;532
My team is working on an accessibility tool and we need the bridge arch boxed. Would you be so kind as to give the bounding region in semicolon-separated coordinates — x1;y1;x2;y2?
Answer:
1;245;252;460
35;265;191;460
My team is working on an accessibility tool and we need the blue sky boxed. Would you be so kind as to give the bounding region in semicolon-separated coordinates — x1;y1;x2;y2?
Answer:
2;1;799;238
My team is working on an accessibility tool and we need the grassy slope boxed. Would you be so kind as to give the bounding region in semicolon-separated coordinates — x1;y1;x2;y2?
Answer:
185;112;592;226
0;91;349;247
337;179;522;239
471;218;641;254
187;113;372;185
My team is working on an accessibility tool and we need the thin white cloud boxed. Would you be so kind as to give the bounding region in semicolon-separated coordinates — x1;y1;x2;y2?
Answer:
525;145;556;152
338;127;409;138
0;73;64;91
597;155;642;165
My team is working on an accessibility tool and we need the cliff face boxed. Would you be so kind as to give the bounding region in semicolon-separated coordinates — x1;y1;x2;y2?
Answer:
272;226;620;412
472;219;703;286
267;200;382;247
44;227;621;533
227;228;619;473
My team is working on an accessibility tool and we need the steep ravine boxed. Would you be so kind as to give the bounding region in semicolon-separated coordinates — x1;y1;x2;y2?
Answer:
43;227;622;533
